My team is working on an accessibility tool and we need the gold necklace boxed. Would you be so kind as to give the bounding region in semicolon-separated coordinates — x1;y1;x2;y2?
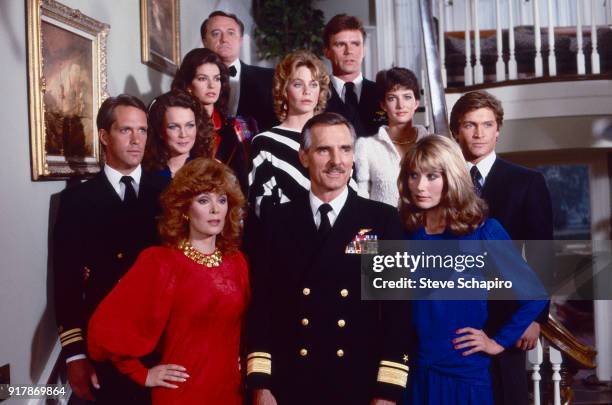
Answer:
179;240;223;267
391;138;415;145
391;128;417;145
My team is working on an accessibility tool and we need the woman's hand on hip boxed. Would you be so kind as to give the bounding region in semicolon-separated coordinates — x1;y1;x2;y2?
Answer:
145;364;189;388
453;327;504;356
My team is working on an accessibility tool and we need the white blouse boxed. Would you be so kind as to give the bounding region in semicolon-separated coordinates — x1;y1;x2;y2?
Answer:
354;125;429;207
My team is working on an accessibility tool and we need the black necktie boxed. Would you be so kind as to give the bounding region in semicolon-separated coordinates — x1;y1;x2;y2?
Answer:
344;82;359;120
470;166;483;197
228;65;237;77
120;176;137;205
318;203;333;236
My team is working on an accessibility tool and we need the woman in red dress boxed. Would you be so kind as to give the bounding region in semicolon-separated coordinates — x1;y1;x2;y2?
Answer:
172;48;257;194
88;158;248;404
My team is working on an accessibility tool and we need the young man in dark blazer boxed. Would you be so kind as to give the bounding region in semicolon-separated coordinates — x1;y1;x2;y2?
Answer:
246;113;410;405
54;95;168;404
323;14;382;137
451;90;553;405
201;11;277;132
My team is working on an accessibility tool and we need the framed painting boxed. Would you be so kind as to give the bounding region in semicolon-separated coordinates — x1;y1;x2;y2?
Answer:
27;0;109;180
140;0;180;75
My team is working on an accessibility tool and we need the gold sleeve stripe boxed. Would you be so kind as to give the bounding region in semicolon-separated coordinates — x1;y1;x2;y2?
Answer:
247;357;272;375
60;336;84;347
380;360;409;372
60;333;83;344
59;328;82;339
59;330;81;341
247;352;271;360
377;365;408;387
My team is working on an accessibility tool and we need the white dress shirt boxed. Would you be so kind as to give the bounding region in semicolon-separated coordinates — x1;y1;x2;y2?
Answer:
228;59;241;117
466;151;496;187
330;73;364;103
309;186;349;229
104;164;142;200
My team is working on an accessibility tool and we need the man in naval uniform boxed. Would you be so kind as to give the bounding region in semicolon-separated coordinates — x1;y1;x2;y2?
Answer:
246;112;410;405
54;94;168;404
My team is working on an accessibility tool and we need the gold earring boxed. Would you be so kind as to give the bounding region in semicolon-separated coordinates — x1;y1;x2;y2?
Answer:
182;214;189;221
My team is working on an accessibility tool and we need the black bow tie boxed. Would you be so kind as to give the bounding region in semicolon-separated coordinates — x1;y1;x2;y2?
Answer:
228;65;237;77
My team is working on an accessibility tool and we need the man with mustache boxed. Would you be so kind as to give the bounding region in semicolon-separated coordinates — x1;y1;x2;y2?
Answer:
54;94;168;404
450;90;553;405
201;10;277;131
246;112;410;405
323;14;382;137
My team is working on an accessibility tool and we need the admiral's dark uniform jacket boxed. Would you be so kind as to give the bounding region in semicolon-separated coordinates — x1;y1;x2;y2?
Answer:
53;170;167;359
325;78;383;138
246;189;411;404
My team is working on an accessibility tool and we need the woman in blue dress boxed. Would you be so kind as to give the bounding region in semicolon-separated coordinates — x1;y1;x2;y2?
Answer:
397;135;547;404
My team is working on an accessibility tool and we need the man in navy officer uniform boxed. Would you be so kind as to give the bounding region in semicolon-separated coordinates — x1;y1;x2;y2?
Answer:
54;94;168;404
246;112;410;405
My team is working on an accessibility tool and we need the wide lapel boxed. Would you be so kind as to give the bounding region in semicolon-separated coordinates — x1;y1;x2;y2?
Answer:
481;157;503;201
92;170;123;206
289;195;321;281
237;60;249;115
358;80;374;116
327;85;347;115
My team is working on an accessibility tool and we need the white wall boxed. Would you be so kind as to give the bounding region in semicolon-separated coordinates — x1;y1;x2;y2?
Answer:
0;0;215;394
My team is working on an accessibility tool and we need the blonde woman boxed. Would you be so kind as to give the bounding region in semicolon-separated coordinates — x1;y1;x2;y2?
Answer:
248;50;330;218
398;136;547;405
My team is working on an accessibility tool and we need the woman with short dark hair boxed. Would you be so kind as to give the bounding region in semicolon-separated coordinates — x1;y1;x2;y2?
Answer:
354;67;429;206
88;158;249;404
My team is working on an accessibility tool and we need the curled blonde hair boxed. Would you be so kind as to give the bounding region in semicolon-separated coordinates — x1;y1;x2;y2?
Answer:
398;135;487;235
272;50;330;122
159;158;245;253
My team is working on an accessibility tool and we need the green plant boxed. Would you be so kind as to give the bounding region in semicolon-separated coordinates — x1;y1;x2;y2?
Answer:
252;0;325;60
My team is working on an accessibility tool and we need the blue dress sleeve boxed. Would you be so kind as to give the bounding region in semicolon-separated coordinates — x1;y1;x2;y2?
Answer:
481;219;549;348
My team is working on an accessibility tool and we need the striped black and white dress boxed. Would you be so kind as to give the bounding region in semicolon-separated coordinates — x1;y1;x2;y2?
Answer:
248;126;359;218
248;126;309;218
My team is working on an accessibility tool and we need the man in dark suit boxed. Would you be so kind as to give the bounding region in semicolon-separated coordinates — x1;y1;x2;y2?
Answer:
201;10;277;131
323;14;382;137
451;90;553;405
54;94;168;404
246;113;410;405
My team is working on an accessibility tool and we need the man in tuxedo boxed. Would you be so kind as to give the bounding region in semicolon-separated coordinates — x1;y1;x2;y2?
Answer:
201;10;277;131
323;14;382;137
246;113;409;405
450;90;553;405
54;94;168;404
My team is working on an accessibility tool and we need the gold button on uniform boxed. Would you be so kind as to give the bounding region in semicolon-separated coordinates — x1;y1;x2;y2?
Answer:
301;318;309;326
116;252;124;259
340;289;348;297
303;287;311;296
337;319;346;328
336;349;344;357
300;348;308;357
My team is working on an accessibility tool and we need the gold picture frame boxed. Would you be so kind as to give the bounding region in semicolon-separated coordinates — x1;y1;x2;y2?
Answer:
27;0;109;180
140;0;181;75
